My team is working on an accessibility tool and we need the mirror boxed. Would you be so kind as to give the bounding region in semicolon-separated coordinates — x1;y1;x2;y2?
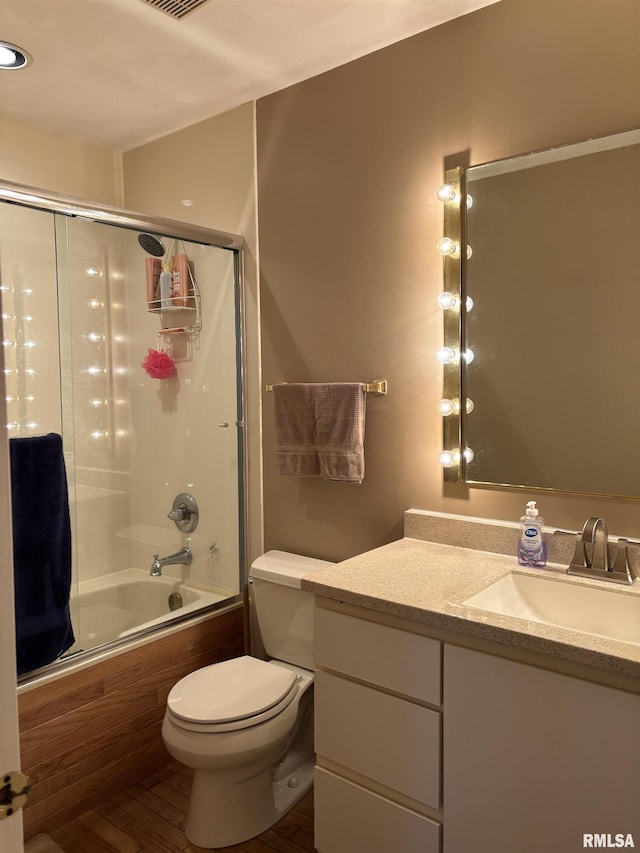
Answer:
449;129;640;497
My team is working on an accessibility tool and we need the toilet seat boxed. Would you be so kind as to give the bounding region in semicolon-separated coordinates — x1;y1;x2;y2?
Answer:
167;656;300;733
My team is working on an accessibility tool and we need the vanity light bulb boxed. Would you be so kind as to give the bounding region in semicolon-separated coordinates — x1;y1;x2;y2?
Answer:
463;447;475;463
88;298;103;309
436;184;457;203
438;399;458;417
466;296;473;312
466;397;475;414
436;237;458;257
439;449;459;468
466;194;473;209
87;332;103;342
436;291;457;310
464;348;475;364
436;346;457;365
466;245;473;259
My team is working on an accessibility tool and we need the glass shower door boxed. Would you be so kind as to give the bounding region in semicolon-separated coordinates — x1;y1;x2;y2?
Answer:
0;200;80;657
57;214;243;650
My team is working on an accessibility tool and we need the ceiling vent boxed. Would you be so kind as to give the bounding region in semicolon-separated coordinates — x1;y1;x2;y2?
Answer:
141;0;211;20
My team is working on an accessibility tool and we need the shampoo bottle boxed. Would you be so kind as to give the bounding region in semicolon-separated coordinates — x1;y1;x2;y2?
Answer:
170;254;190;307
518;500;547;567
159;263;172;308
145;257;161;309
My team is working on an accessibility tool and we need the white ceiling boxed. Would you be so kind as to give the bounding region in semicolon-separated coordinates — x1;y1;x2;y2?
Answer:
0;0;499;151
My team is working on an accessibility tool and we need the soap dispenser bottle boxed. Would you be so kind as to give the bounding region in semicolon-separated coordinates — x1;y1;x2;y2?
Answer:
518;500;547;567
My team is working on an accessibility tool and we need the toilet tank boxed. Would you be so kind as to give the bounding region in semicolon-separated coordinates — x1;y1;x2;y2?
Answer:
249;550;334;670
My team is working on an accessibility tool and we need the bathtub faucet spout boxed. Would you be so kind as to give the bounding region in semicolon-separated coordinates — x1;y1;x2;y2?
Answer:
150;547;192;577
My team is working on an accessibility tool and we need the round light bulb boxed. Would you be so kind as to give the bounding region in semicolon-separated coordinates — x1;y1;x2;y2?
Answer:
463;446;475;463
0;46;17;66
438;399;458;417
0;42;30;69
436;184;457;203
436;237;458;256
436;291;457;310
464;348;475;364
466;194;473;209
439;449;459;468
466;397;475;414
466;245;473;259
466;296;473;312
436;346;457;365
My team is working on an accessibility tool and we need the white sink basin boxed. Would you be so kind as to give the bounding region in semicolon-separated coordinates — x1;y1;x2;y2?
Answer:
461;572;640;645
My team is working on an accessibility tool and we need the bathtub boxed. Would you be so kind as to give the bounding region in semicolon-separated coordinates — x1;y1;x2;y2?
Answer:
68;567;229;651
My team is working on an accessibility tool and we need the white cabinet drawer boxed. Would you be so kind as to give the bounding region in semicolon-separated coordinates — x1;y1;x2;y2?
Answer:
315;606;441;705
315;767;441;853
315;670;441;807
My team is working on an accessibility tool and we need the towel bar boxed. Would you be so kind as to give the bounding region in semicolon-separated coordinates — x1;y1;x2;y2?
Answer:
265;379;388;395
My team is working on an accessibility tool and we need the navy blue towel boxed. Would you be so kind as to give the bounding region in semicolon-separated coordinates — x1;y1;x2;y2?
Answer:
9;432;74;675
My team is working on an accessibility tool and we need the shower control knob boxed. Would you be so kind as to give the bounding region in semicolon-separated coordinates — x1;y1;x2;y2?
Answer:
167;493;199;533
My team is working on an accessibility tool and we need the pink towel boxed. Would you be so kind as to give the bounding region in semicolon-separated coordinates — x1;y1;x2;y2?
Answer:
273;383;366;483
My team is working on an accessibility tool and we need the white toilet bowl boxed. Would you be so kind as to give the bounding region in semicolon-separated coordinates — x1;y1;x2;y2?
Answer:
161;654;314;849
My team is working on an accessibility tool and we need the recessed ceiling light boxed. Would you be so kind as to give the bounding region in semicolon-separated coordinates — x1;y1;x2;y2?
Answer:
0;42;31;70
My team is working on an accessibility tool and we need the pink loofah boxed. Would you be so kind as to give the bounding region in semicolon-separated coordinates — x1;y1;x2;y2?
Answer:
142;348;175;379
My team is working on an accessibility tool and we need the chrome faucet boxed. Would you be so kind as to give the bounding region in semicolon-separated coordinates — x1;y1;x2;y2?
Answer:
150;547;192;577
567;517;634;585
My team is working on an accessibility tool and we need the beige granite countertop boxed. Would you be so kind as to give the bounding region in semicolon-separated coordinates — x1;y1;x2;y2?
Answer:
302;535;640;680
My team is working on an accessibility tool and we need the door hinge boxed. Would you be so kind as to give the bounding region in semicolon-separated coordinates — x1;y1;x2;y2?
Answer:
0;771;30;819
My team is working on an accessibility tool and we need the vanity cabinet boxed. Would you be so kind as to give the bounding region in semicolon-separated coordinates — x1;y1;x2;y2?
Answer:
313;600;640;853
443;645;640;853
314;603;442;853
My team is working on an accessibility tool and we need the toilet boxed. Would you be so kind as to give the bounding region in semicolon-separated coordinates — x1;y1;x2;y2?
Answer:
161;550;332;849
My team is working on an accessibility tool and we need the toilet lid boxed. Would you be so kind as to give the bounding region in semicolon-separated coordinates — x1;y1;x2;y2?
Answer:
167;656;298;725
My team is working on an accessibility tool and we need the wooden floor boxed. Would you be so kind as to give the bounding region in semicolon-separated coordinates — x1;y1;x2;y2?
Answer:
48;760;315;853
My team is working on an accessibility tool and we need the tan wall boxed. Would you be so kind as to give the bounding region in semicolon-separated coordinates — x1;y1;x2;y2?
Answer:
122;103;263;570
256;0;640;562
0;115;122;205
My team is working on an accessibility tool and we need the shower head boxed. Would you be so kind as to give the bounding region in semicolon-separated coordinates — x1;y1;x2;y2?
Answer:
138;233;165;257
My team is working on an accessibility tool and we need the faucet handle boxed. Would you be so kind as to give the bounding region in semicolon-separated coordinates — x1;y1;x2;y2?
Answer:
609;538;635;585
167;492;199;532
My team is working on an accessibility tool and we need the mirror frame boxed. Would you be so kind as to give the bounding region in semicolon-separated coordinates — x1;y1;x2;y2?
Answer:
438;130;640;497
438;165;469;483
